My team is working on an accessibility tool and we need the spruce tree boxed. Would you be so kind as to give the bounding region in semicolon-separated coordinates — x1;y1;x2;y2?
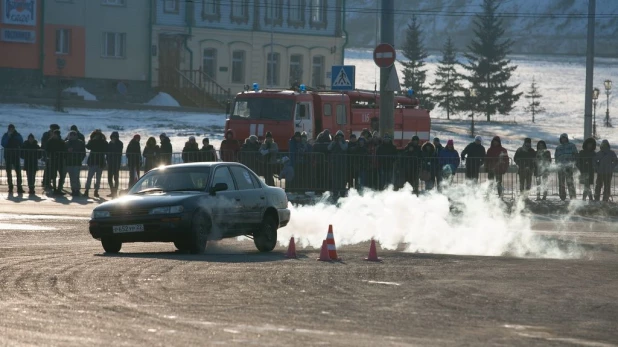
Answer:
433;36;464;120
460;0;522;121
524;77;545;123
400;15;434;110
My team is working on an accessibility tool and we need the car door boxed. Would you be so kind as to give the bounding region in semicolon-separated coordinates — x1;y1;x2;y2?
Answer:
229;165;263;226
210;166;242;233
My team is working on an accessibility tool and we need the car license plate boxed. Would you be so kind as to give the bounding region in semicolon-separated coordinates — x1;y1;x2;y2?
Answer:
112;224;144;233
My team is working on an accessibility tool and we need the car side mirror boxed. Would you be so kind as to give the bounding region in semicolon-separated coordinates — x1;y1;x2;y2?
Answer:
210;182;228;195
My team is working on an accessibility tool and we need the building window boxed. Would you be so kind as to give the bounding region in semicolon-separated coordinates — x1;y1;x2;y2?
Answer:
202;0;221;21
336;104;346;125
102;32;126;58
312;55;324;88
310;0;327;29
101;0;125;6
265;0;283;26
55;29;71;54
231;50;245;84
202;48;217;79
163;0;179;13
288;0;305;28
266;52;280;86
289;54;303;85
230;0;249;24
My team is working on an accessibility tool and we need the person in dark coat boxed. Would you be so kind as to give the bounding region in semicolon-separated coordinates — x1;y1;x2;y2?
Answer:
107;131;124;198
220;129;240;162
401;136;423;194
65;131;86;196
46;129;67;195
349;136;369;191
143;136;160;173
64;125;86;143
239;135;261;171
438;139;460;185
20;133;42;195
126;135;142;187
259;132;279;186
159;133;173;165
41;123;60;189
84;129;108;198
200;138;217;162
485;136;509;197
432;137;444;188
534;140;552;201
1;124;24;194
421;141;439;191
327;130;348;196
594;140;618;202
555;133;578;201
576;137;597;201
514;137;537;195
313;129;332;191
376;133;398;190
346;134;359;189
182;136;201;163
461;135;486;182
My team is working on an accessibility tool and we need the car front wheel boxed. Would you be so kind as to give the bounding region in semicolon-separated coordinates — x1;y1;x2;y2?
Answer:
189;212;210;254
102;237;122;254
254;215;278;252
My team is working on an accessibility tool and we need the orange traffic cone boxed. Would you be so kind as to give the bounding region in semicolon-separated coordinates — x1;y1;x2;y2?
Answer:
325;224;341;261
285;237;297;259
365;239;382;262
317;240;332;261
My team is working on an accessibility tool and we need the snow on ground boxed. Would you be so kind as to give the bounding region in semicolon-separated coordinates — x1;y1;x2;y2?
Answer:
145;92;180;107
63;87;97;101
0;104;226;152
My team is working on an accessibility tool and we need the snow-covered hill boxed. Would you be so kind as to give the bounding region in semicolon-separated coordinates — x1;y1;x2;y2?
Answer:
346;0;618;56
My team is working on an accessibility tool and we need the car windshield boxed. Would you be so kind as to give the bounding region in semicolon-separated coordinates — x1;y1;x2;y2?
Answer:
128;167;211;194
231;97;294;120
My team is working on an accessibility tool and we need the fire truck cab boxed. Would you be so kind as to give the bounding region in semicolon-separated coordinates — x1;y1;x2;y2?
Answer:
225;86;430;151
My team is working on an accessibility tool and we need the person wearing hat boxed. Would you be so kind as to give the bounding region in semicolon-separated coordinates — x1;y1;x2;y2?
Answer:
534;140;552;201
327;130;349;196
143;136;160;173
65;125;85;143
200;138;217;162
21;133;43;195
2;124;24;194
182;136;200;163
84;129;108;198
402;135;423;194
107;131;124;198
594;139;617;202
46;129;68;195
485;136;509;197
126;134;142;187
376;132;398;190
220;129;240;162
65;130;86;197
461;135;486;182
432;137;444;188
554;133;578;201
438;139;460;186
576;137;597;201
514;137;537;195
159;133;173;166
259;132;279;186
41;124;60;189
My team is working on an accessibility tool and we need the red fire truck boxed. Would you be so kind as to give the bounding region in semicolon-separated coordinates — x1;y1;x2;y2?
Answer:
224;86;431;151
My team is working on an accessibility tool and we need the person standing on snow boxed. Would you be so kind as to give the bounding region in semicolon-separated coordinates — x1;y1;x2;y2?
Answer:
259;132;279;186
1;124;24;194
220;129;240;162
84;129;108;198
159;133;173;166
594;140;618;202
534;140;552;201
65;131;86;197
576;137;597;201
554;133;578;201
107;131;124;198
21;133;42;195
514;138;536;196
126;134;142;187
438;139;460;185
485;136;509;197
461;135;486;182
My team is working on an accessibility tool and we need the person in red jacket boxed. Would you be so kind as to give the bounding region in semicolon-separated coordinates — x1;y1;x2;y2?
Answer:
219;129;240;162
485;136;509;197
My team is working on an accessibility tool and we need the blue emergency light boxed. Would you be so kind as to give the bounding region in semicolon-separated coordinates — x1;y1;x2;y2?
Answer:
253;83;259;91
300;84;306;93
407;89;414;97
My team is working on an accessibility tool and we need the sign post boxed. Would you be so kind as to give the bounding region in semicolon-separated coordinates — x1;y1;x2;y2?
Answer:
376;0;396;139
331;65;356;91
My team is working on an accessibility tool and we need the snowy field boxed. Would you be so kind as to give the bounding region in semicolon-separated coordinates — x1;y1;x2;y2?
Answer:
1;50;617;155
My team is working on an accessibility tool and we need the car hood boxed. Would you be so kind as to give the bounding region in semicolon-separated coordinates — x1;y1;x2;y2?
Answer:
94;191;202;211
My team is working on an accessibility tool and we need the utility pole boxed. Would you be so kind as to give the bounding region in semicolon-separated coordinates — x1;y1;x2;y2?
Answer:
583;0;596;139
379;0;394;138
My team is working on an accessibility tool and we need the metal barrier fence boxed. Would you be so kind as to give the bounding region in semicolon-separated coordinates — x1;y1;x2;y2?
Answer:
1;148;617;200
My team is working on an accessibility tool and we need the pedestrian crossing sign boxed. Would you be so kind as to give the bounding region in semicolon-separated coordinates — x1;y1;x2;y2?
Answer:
331;65;355;91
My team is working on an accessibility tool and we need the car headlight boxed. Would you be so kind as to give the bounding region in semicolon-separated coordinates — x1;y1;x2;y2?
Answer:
92;210;111;219
149;205;184;215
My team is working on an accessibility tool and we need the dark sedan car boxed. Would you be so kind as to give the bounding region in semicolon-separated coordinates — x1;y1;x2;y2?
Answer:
89;162;291;254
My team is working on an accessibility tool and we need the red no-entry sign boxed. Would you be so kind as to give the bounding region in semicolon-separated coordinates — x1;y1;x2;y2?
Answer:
373;43;396;68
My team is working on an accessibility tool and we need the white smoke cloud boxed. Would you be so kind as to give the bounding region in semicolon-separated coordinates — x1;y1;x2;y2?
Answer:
278;182;583;259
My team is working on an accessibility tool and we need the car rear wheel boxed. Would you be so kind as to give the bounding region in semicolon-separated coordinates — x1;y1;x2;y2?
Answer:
189;212;210;254
254;215;278;252
102;237;122;254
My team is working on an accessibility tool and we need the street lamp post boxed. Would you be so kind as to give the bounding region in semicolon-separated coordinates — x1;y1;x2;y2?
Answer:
604;79;612;127
592;87;600;138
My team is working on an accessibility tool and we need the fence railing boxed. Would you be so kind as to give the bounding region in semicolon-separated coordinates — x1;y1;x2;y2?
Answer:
1;148;617;201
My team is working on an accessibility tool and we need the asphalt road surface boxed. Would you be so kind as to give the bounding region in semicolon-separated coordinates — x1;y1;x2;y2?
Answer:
0;198;617;347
